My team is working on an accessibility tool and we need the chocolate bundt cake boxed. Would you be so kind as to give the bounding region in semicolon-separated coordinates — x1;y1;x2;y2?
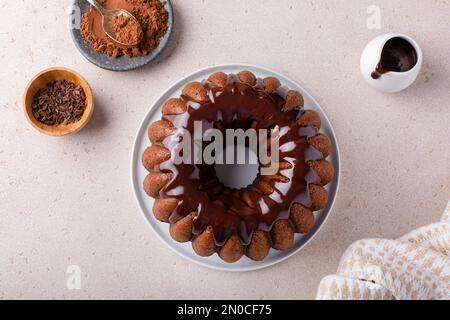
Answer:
142;71;335;263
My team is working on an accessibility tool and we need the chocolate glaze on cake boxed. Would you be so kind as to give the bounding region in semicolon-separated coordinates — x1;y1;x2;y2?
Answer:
142;71;334;263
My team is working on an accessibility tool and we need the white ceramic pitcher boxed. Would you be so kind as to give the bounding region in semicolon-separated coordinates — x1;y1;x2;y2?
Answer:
360;33;423;93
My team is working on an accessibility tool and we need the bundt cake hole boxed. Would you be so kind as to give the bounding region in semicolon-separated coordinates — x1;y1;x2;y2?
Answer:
214;143;259;190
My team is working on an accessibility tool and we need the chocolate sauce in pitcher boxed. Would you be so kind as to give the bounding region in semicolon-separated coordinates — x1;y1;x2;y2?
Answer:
371;37;418;80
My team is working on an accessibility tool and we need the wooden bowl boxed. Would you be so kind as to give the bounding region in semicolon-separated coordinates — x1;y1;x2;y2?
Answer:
23;67;94;136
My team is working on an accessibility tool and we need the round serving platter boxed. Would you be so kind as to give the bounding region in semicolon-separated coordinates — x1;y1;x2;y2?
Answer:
131;64;341;271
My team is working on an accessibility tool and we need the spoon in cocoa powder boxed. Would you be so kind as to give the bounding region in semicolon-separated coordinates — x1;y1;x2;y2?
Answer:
85;0;143;47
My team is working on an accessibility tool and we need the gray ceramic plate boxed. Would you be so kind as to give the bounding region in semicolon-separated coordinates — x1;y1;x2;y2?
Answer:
69;0;173;72
131;64;341;271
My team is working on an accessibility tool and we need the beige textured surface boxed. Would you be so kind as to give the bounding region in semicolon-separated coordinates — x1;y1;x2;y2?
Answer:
0;0;449;299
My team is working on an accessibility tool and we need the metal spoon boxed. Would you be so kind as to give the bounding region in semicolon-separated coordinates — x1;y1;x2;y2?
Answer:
85;0;143;47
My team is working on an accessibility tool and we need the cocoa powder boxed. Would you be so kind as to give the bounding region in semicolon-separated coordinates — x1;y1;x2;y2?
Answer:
112;15;142;45
80;0;168;58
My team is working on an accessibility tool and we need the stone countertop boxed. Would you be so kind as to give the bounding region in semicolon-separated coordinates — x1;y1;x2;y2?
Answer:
0;0;449;299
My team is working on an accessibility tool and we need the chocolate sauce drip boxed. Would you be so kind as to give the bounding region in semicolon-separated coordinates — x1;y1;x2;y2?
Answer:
371;37;418;80
160;78;322;246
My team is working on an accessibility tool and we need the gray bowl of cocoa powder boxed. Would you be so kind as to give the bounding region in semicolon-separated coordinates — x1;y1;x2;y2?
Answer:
69;0;173;72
